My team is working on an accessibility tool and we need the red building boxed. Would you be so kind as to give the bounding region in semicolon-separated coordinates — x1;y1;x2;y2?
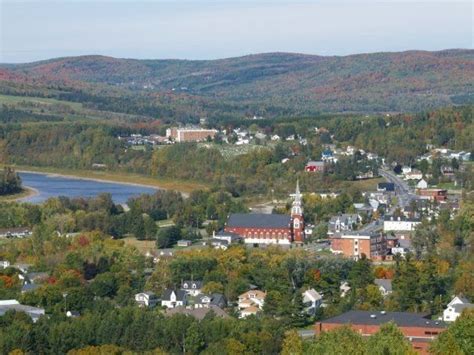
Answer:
315;310;446;354
224;182;305;246
305;161;325;172
417;189;447;202
330;232;387;260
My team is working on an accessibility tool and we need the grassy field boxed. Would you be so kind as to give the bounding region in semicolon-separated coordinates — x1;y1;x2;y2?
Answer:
0;94;84;111
122;237;157;255
3;164;209;194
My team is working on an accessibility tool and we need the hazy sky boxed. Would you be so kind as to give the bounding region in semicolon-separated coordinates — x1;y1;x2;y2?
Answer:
1;0;472;63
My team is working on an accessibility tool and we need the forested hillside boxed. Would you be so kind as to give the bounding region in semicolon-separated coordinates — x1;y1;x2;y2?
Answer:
1;49;473;115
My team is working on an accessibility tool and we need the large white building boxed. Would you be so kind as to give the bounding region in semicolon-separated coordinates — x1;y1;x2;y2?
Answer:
383;215;421;232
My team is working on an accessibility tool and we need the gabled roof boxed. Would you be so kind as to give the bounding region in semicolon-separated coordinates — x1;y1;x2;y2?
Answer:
451;303;474;313
303;289;323;301
162;289;187;301
227;213;291;229
239;290;266;300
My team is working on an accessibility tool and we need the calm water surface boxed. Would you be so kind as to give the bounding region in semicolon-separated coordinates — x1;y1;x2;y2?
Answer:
19;172;158;204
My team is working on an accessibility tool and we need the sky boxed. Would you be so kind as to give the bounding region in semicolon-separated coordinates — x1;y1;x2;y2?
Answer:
0;0;472;63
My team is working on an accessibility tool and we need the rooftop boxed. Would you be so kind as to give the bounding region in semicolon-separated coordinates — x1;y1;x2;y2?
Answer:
321;310;446;328
227;213;291;229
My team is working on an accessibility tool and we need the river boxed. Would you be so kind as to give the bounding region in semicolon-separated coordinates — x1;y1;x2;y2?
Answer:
18;172;158;204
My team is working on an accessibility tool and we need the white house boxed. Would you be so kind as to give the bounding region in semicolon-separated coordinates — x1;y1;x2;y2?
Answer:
161;289;187;309
441;296;473;322
0;260;10;269
181;280;203;296
134;292;158;307
302;289;323;315
374;279;393;297
383;215;421;232
238;290;266;318
405;170;423;180
416;179;428;189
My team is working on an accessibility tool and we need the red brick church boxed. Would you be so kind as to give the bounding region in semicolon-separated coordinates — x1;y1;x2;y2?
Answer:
224;182;305;246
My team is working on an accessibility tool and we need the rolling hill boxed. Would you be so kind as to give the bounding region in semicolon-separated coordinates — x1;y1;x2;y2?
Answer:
1;49;473;115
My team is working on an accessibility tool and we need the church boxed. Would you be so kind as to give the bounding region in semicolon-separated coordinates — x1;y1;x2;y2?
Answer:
224;182;305;246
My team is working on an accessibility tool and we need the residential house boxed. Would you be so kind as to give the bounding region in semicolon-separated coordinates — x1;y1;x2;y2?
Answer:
161;289;187;309
340;282;351;298
0;300;45;322
177;240;192;247
302;289;323;315
0;260;10;269
209;231;242;250
305;161;325;173
321;149;336;162
135;292;158;307
328;214;361;235
270;135;281;141
181;280;203;296
441;296;473;322
374;279;393;297
0;227;32;238
377;183;395;192
405;170;423;180
238;290;266;318
416;179;428;189
190;293;227;309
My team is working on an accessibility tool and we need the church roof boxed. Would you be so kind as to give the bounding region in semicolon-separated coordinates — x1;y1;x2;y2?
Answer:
227;213;291;229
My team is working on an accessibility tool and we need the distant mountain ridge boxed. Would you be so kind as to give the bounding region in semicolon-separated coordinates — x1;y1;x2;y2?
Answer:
1;49;473;113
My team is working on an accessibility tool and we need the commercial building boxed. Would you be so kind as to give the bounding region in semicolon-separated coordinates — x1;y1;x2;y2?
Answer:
166;127;217;142
330;232;387;260
224;182;305;246
315;310;446;353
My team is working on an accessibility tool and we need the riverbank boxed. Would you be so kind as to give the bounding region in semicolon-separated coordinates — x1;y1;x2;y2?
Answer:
0;186;39;202
3;165;208;195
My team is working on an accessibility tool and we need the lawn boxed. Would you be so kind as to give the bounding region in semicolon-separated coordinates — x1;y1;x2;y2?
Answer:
122;237;157;255
0;94;84;111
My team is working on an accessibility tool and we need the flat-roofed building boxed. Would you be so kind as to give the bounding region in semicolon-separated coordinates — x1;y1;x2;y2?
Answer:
315;310;446;353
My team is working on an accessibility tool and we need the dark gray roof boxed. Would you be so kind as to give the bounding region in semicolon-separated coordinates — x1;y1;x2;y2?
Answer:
378;183;395;191
21;283;40;292
227;213;291;229
162;289;186;301
452;303;474;312
210;293;227;307
321;310;446;328
384;215;420;222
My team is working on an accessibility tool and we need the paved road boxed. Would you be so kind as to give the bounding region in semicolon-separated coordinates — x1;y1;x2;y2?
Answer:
379;169;417;210
357;169;417;234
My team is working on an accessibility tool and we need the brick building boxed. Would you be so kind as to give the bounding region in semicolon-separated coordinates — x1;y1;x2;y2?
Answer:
330;232;387;260
166;127;218;142
224;182;305;246
417;189;448;202
315;310;446;353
